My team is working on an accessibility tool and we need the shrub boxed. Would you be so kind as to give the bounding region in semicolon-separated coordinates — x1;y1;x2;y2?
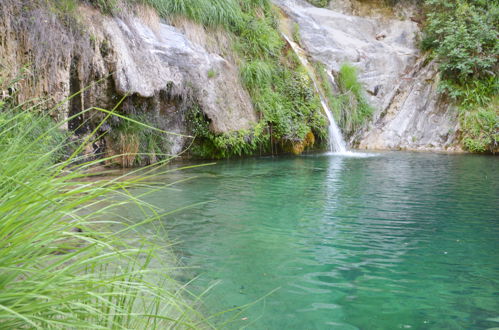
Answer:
460;97;498;153
422;0;498;152
422;0;498;84
186;104;269;158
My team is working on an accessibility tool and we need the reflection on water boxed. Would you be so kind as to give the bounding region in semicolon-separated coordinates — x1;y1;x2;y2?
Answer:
140;152;499;329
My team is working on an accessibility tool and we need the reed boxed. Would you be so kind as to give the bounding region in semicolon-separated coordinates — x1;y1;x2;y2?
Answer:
0;102;210;328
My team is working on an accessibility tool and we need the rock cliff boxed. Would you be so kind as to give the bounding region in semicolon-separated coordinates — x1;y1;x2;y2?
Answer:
0;0;465;160
274;0;461;151
0;3;256;157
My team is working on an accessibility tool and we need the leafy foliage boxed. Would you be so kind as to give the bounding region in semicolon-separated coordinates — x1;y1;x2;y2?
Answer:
305;0;330;7
249;64;325;142
180;1;326;157
422;0;498;83
186;104;268;158
422;0;498;152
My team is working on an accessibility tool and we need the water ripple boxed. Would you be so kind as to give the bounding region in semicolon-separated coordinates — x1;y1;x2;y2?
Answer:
141;152;499;329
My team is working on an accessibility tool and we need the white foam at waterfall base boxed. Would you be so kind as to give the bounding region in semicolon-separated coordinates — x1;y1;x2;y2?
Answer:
324;151;378;158
280;33;347;153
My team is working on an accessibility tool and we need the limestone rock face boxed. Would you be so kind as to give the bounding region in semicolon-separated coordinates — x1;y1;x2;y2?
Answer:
102;17;256;134
275;0;420;111
1;3;256;156
357;59;461;151
327;0;420;19
274;0;461;151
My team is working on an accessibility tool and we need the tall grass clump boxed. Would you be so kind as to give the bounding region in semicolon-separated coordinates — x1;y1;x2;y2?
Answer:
234;15;283;59
304;0;330;7
240;60;275;92
0;100;209;328
107;113;170;167
314;62;373;138
142;0;243;29
460;95;498;152
334;64;373;137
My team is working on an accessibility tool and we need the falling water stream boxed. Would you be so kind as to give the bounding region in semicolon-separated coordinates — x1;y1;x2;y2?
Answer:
281;34;347;153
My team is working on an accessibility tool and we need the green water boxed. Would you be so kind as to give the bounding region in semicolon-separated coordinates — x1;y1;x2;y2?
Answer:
146;152;498;329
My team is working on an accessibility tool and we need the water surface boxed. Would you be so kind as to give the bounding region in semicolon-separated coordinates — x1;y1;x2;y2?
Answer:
144;152;498;329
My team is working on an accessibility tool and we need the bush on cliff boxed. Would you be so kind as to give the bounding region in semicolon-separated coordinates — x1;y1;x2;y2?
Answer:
422;0;498;152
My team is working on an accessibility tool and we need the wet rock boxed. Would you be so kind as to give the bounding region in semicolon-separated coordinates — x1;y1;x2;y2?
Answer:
375;32;387;40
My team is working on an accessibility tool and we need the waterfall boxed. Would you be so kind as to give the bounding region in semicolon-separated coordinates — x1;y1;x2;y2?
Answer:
326;70;336;86
320;98;347;153
281;34;347;153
